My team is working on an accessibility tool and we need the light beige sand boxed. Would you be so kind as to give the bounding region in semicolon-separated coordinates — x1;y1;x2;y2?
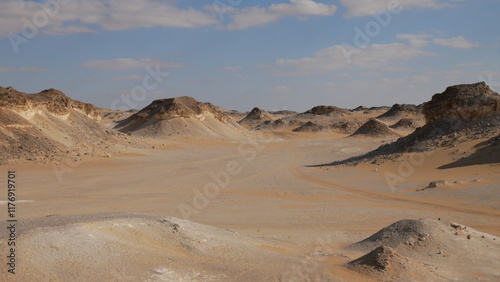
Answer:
1;134;499;281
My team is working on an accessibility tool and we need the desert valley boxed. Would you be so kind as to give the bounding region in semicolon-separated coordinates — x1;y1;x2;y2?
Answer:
0;81;499;281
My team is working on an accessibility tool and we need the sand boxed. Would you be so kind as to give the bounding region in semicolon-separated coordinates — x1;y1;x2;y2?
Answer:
1;133;499;281
1;84;499;281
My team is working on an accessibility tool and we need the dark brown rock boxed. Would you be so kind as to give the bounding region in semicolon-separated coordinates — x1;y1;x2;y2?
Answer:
423;82;500;123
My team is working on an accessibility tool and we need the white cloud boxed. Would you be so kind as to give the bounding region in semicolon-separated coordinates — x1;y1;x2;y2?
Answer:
221;0;337;30
456;62;483;67
0;0;218;38
95;1;217;31
382;66;413;71
269;86;293;93
426;69;464;78
314;82;337;88
380;75;431;85
113;74;142;81
397;34;480;49
223;66;243;71
0;0;338;37
0;66;47;72
340;0;453;17
103;89;163;97
0;66;18;72
255;65;273;69
433;36;480;48
396;34;432;48
43;24;98;36
274;42;435;76
80;58;183;70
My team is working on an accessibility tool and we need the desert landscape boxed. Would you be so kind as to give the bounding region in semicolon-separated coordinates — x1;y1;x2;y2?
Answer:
0;81;499;281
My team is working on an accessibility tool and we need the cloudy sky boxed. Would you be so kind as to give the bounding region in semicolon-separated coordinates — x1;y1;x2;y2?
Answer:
1;0;499;112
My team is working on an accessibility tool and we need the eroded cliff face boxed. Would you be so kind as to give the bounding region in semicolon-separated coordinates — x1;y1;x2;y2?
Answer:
0;87;127;165
423;82;500;123
0;87;101;121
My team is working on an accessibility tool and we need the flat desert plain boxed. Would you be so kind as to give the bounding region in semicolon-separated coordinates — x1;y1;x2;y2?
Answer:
1;133;499;281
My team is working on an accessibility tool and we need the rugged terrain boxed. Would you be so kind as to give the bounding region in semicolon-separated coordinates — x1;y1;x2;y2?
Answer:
0;82;499;281
0;87;136;165
113;96;248;140
346;219;500;281
327;82;500;166
350;118;400;138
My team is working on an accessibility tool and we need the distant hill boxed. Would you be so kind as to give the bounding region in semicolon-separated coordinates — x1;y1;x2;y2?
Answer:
113;96;247;139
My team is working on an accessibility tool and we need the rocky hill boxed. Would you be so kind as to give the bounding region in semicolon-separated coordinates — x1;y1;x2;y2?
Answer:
423;82;499;122
390;118;423;130
376;103;423;121
0;87;129;165
346;218;500;281
0;86;100;120
238;107;274;127
349;119;400;138
326;82;500;166
113;96;246;139
305;105;350;117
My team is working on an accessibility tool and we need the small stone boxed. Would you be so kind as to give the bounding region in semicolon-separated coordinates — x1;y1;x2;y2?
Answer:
427;180;448;188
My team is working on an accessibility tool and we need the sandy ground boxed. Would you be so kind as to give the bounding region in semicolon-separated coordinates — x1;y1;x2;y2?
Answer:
1;134;499;281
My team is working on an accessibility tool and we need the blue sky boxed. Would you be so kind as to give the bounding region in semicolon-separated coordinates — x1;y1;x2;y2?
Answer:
1;0;499;112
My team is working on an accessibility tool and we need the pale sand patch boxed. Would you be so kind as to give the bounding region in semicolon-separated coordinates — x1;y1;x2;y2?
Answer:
1;135;499;281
